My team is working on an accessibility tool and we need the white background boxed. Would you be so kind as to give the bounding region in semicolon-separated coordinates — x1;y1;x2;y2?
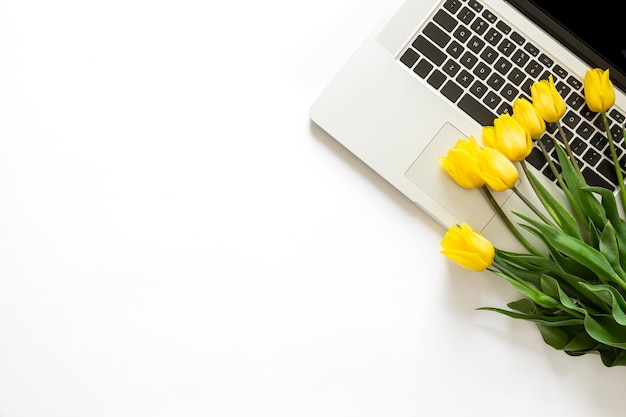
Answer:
0;0;625;416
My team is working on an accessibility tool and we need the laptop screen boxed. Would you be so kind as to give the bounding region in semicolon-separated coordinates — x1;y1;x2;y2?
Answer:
506;0;626;91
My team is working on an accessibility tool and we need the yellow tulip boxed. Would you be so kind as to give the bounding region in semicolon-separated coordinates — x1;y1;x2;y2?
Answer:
477;147;519;191
530;75;566;123
482;125;496;147
512;97;546;139
440;136;485;189
483;113;532;161
440;222;495;271
584;68;615;113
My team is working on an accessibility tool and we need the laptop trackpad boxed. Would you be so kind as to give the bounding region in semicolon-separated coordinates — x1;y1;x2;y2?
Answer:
404;123;513;231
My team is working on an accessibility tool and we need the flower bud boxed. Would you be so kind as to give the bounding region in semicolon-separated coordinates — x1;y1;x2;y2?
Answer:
440;136;485;189
530;75;566;123
477;147;519;191
484;113;532;161
512;97;546;139
584;68;615;113
440;222;495;271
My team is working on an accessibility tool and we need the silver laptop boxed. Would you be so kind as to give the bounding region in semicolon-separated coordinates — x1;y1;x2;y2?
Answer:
310;0;626;245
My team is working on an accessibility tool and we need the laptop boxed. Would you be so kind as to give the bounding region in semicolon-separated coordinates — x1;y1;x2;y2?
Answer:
310;0;626;246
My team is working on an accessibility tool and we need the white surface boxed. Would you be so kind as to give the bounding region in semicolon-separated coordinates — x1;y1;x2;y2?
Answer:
0;1;624;416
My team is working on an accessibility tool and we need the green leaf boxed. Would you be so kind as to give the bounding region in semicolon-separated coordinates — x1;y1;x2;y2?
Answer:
515;220;597;280
584;314;626;349
600;348;626;367
587;186;626;266
507;298;536;314
478;307;582;326
523;165;581;239
490;269;560;308
580;283;626;325
554;144;606;229
539;274;585;315
516;212;622;286
599;221;624;275
560;330;601;352
537;324;577;350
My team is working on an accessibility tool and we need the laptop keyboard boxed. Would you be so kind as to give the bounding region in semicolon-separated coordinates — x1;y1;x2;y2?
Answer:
398;0;626;192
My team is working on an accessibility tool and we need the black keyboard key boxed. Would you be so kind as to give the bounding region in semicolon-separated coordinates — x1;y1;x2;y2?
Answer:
567;76;583;90
583;149;602;166
468;0;483;12
497;102;512;115
470;17;488;35
458;94;497;125
413;36;446;66
497;39;516;56
453;25;472;42
433;9;458;32
443;0;463;14
487;72;505;90
399;49;419;68
470;80;488;98
562;110;581;129
480;46;498;64
511;49;530;67
481;9;497;23
524;60;543;78
423;22;451;48
428;69;447;88
473;62;491;79
441;80;464;102
446;40;464;58
507;68;525;85
456;69;475;87
610;124;623;143
570;137;587;155
458;7;475;24
610;109;626;124
413;59;433;78
580;105;597;121
596;160;619;187
443;59;462;76
467;36;485;53
526;147;548;170
483;91;501;109
520;78;533;96
553;64;568;79
510;31;525;45
566;92;585;110
460;51;479;69
582;167;613;189
590;132;608;151
500;83;519;101
538;53;554;67
496;21;511;34
555;81;571;98
494;57;512;75
524;42;540;56
484;28;503;46
576;121;594;139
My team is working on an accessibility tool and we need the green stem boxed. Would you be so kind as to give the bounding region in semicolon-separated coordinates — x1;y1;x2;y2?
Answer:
512;182;554;226
535;137;587;229
555;120;584;178
536;136;566;190
481;185;542;256
489;263;585;319
601;112;626;213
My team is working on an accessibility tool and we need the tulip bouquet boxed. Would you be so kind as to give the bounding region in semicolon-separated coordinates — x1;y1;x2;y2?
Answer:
440;68;626;367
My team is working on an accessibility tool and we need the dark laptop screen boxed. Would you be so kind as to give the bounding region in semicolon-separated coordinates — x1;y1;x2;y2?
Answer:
505;0;626;91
